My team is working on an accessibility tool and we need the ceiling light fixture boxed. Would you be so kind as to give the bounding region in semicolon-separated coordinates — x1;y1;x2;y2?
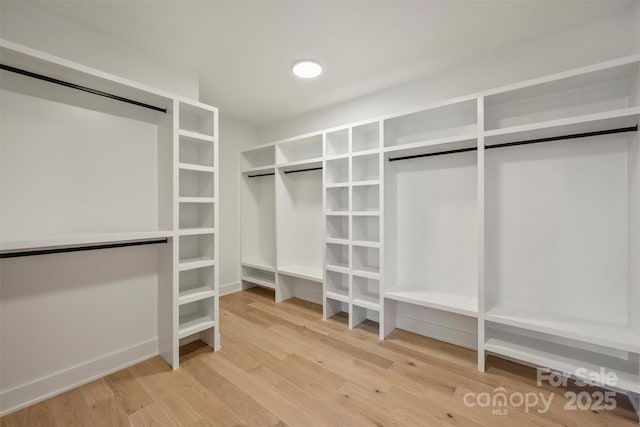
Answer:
292;60;322;79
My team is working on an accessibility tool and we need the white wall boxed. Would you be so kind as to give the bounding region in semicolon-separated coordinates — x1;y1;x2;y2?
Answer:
0;1;199;99
218;116;260;294
258;6;640;142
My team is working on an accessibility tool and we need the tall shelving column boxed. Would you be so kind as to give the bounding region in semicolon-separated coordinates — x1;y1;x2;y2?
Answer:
173;100;219;369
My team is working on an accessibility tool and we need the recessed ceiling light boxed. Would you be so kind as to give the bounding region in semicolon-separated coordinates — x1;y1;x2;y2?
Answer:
292;60;322;79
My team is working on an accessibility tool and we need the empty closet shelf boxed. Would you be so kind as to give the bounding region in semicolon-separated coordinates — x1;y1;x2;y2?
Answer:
241;260;276;273
179;197;216;203
325;292;349;303
242;272;276;289
178;313;216;339
178;129;216;143
178;163;216;173
385;290;477;317
179;257;216;271
278;265;323;282
179;228;215;236
179;286;216;305
485;304;640;353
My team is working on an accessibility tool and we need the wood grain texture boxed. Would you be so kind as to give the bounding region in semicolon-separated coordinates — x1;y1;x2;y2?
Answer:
1;287;638;426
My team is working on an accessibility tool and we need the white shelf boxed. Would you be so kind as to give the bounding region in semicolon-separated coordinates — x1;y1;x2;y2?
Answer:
179;197;216;204
278;265;323;282
351;211;380;216
241;273;275;289
325;153;350;161
278;157;323;169
351;268;380;280
485;333;640;394
179;228;215;236
385;289;478;317
351;148;380;157
352;180;380;187
0;230;173;252
326;211;349;216
352;298;380;311
486;304;640;353
178;129;216;143
351;240;380;248
326;292;349;303
178;312;216;339
325;182;349;189
242;165;275;175
326;238;349;245
383;133;478;155
179;257;216;271
326;265;350;275
484;107;640;146
179;286;215;305
178;163;216;173
241;260;276;273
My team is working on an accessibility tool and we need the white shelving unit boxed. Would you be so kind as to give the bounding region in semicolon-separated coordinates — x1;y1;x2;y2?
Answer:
0;39;220;414
238;54;640;416
174;100;219;367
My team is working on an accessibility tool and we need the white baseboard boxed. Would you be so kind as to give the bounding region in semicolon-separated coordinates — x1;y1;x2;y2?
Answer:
0;338;159;416
220;281;242;296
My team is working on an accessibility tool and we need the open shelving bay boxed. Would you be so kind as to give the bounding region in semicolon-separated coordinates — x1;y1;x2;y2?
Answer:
238;54;640;410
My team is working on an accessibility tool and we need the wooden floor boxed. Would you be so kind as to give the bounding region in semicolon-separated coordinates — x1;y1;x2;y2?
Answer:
2;287;638;426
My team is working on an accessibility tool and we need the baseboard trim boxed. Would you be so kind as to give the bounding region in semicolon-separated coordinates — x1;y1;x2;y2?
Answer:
0;338;159;416
220;281;242;296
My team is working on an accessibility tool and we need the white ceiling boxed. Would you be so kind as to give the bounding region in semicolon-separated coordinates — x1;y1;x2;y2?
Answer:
28;0;636;125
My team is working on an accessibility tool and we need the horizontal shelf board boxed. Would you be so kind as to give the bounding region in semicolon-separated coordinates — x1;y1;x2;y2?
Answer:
484;336;640;394
325;182;349;189
241;144;275;155
326;238;349;245
0;230;173;252
484;107;640;146
178;129;216;143
326;265;350;275
351;148;380;157
179;228;215;236
179;163;216;173
384;289;478;317
178;257;216;271
278;265;323;282
326;211;349;216
178;286;216;305
241;274;275;289
384;134;478;156
351;211;380;217
325;292;349;303
242;165;275;175
351;180;380;187
351;240;380;248
277;157;323;169
178;197;216;204
352;298;380;311
351;269;380;280
241;260;276;273
485;304;640;353
178;313;215;339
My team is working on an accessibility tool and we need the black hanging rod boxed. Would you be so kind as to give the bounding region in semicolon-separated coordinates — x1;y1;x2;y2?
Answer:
388;125;638;162
0;64;167;113
284;166;323;174
248;172;276;178
0;238;168;259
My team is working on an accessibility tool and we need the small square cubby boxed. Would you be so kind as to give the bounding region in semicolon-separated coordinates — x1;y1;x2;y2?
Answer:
326;186;349;212
352;122;379;152
353;275;380;306
179;266;215;302
179;203;214;229
326;158;349;184
352;184;379;211
327;215;349;240
326;243;349;269
242;145;274;170
180;135;214;167
326;270;349;298
353;216;379;243
179;234;215;263
352;246;379;275
352;153;379;182
326;128;349;156
179;102;215;137
180;169;214;198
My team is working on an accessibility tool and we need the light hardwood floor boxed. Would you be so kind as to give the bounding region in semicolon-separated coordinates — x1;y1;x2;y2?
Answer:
2;287;638;426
